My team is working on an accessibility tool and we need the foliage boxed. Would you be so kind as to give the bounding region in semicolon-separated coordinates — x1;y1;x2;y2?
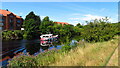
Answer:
8;56;37;67
81;18;118;42
24;11;41;30
76;23;83;28
39;16;54;34
23;19;39;39
2;30;23;40
22;11;41;40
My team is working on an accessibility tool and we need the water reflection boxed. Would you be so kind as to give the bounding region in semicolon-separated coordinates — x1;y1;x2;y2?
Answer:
40;40;52;46
25;43;40;55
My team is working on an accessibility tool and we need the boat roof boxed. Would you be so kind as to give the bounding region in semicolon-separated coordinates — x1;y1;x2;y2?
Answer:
41;34;53;36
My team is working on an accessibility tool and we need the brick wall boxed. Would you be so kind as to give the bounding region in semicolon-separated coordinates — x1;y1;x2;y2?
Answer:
2;13;23;30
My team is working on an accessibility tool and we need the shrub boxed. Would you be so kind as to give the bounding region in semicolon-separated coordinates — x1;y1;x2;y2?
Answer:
8;56;37;67
2;30;23;40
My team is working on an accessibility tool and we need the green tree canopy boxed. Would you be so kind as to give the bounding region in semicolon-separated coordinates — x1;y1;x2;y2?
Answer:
23;11;41;30
81;18;118;42
42;16;49;22
76;23;83;28
39;16;55;34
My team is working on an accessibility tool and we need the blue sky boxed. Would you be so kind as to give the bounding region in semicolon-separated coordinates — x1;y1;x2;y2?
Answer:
2;0;119;2
1;2;118;25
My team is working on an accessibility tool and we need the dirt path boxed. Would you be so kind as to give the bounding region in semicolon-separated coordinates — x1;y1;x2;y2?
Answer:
106;47;118;66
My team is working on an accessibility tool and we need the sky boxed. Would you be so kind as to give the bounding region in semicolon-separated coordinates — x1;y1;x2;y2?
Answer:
1;0;119;2
1;2;118;25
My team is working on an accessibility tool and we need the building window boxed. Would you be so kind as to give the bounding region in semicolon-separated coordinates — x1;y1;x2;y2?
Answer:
10;19;13;22
17;20;21;23
0;23;3;26
9;19;14;30
0;14;3;16
0;19;4;22
0;19;2;22
17;24;20;27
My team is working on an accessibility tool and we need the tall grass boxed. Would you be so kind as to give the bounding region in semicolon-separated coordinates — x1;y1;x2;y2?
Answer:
49;38;118;66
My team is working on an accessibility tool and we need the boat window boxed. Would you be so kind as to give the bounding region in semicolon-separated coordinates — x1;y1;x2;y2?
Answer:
43;36;45;37
46;36;49;37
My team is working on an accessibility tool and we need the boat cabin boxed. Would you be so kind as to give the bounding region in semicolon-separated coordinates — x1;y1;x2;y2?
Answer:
40;34;53;38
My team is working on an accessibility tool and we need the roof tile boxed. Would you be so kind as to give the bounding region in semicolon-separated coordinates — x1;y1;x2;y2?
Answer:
0;9;22;18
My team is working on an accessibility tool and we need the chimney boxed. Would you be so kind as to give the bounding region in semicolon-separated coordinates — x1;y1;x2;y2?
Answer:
6;9;8;11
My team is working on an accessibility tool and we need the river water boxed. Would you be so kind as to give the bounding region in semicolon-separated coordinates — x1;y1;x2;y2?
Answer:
1;38;77;67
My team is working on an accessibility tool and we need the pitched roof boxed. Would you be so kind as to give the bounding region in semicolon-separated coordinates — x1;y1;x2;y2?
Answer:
0;9;22;18
54;22;69;25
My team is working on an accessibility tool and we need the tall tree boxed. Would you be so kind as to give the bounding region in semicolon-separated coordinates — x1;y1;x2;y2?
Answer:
22;11;41;39
23;19;38;39
23;11;41;30
39;16;54;34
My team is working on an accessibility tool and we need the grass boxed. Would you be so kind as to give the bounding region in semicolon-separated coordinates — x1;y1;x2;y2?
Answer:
49;37;118;66
106;47;118;66
8;36;119;67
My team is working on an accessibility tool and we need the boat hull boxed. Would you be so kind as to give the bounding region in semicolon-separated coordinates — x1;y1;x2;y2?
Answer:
40;37;58;41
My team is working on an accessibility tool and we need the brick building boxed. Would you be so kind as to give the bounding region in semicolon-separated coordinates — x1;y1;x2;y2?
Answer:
0;9;23;30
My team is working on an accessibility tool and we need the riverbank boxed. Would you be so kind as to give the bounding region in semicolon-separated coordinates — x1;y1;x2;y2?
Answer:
49;36;118;66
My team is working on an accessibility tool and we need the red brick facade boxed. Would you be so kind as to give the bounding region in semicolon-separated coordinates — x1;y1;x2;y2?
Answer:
0;9;23;30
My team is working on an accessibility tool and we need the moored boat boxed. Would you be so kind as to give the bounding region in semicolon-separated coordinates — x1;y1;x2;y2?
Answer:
40;34;58;41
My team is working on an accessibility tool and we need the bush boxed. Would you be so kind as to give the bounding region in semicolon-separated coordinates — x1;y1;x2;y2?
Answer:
9;56;37;67
2;30;23;40
81;18;117;42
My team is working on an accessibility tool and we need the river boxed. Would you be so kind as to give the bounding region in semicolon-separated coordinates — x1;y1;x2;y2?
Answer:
1;37;78;67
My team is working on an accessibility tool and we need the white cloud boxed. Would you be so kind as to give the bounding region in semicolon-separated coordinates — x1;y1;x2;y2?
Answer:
109;18;118;23
82;14;105;21
83;14;118;23
69;18;81;20
69;14;118;25
72;21;80;23
69;14;105;21
69;21;80;26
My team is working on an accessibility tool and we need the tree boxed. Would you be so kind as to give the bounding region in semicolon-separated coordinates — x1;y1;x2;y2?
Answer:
39;16;54;34
23;19;38;39
81;18;116;42
22;11;42;39
76;23;83;28
42;16;49;22
23;11;41;30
